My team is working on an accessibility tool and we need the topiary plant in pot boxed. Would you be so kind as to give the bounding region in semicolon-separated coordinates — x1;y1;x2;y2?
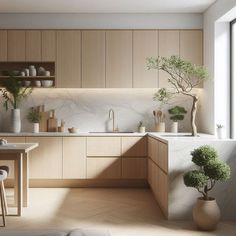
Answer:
168;106;187;133
183;145;230;231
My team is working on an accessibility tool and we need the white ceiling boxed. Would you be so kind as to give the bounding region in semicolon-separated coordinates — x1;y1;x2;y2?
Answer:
0;0;217;13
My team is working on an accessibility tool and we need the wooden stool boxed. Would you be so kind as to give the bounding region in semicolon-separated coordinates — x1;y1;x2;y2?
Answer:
0;166;9;227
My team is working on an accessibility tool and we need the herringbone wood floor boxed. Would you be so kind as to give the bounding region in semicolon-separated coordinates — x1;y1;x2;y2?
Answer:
2;188;236;235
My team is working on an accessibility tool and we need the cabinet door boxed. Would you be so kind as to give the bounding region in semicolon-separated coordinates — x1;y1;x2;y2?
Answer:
122;158;147;179
180;30;203;65
26;137;63;179
0;137;25;179
82;31;105;88
42;30;56;61
133;30;158;88
56;30;81;88
158;141;168;173
26;31;41;61
87;137;121;157
159;30;180;87
122;137;147;157
7;30;26;61
0;30;7;61
63;137;86;179
148;137;158;164
87;157;121;179
106;31;132;88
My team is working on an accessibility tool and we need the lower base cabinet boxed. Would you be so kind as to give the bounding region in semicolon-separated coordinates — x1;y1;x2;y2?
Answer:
86;157;121;179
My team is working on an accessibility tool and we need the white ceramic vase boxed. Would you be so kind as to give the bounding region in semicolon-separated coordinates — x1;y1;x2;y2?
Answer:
11;109;21;133
171;122;178;133
193;197;220;231
33;123;39;133
29;65;37;76
217;128;224;139
139;126;146;133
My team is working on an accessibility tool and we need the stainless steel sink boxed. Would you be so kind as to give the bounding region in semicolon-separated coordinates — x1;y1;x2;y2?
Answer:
89;131;134;133
160;134;199;137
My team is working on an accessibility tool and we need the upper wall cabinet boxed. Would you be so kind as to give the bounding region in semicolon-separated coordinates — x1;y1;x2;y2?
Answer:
106;31;132;88
133;30;158;88
42;31;56;61
180;30;203;65
7;30;26;61
82;30;105;88
0;31;7;61
159;30;180;88
56;30;81;88
26;30;41;61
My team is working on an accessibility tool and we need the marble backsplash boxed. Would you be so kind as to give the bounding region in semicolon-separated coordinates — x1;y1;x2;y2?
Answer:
0;88;201;133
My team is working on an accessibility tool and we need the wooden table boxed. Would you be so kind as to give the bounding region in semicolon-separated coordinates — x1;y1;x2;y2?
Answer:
0;143;38;216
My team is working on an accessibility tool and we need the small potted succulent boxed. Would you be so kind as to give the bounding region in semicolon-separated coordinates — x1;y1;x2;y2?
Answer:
183;145;230;231
216;124;224;139
168;106;187;133
27;108;41;133
138;121;146;133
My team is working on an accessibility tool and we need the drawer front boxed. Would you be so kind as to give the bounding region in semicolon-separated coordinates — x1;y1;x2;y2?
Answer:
86;157;121;179
158;141;168;173
87;137;121;156
122;137;147;157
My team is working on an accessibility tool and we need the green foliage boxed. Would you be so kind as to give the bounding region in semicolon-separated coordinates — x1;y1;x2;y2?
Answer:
27;108;41;123
153;88;173;108
0;75;33;110
168;106;187;122
138;121;144;128
204;161;230;181
191;145;218;167
147;55;209;92
184;145;231;200
184;170;208;189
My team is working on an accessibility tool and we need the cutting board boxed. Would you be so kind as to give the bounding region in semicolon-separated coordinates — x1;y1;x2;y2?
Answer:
47;110;58;132
38;105;49;132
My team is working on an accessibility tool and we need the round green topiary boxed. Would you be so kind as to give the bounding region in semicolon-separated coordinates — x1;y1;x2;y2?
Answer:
204;161;230;181
191;145;218;167
184;170;208;189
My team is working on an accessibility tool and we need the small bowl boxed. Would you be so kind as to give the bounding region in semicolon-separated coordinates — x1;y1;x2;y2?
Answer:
24;80;31;87
34;80;41;87
41;80;53;88
68;127;79;133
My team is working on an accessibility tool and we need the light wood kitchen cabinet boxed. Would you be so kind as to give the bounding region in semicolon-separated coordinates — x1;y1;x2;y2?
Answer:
26;137;63;179
122;158;147;179
87;137;121;157
42;30;56;61
148;137;158;164
82;31;105;88
63;137;86;179
26;31;41;61
0;31;7;61
158;141;168;173
121;137;147;157
180;30;203;65
87;157;121;179
159;30;180;87
0;137;25;179
106;31;132;88
7;30;26;61
133;30;158;88
56;30;81;88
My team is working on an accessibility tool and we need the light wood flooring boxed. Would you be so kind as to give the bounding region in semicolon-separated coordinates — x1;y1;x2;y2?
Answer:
2;188;236;235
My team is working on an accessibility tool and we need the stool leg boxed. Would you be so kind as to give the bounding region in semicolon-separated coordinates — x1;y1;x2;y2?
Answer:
1;181;8;215
0;181;6;227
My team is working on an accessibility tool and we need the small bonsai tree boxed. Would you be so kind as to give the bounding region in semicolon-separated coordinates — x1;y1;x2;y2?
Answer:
0;75;32;110
168;106;187;122
27;108;41;124
147;56;209;136
183;145;230;200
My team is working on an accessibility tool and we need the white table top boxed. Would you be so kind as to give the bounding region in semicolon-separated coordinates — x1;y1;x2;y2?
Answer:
0;143;38;153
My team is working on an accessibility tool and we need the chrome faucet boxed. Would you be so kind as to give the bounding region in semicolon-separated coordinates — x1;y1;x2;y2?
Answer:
109;109;118;132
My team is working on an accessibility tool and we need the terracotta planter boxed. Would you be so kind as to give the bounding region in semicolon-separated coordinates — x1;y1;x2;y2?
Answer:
193;197;220;231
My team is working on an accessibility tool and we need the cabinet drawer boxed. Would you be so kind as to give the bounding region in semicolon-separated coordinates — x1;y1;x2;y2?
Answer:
122;137;147;157
122;158;147;179
86;157;121;179
158;141;168;173
87;137;121;156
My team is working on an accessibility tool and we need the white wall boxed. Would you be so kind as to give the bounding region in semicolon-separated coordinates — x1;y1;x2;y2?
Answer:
0;13;202;29
203;0;236;137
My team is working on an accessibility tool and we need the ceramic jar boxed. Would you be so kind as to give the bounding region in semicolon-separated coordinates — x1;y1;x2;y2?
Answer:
33;123;39;133
29;65;37;76
171;122;178;133
11;109;21;133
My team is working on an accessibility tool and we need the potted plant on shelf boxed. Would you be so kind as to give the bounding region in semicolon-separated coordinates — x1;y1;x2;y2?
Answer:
147;55;209;136
168;106;187;133
0;75;33;133
27;108;41;133
137;121;146;133
183;145;230;230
